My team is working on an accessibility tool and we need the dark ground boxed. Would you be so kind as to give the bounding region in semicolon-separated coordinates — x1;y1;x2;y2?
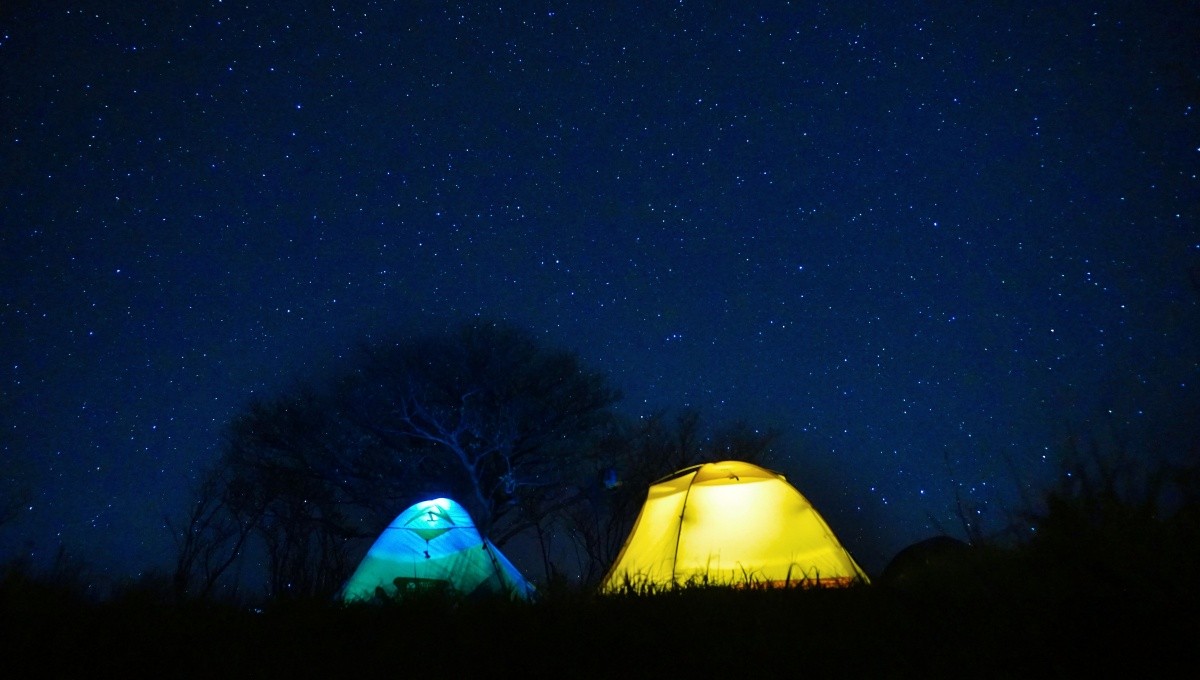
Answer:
3;552;1196;679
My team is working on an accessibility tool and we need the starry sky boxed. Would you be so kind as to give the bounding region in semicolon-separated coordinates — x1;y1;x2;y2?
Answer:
2;1;1198;583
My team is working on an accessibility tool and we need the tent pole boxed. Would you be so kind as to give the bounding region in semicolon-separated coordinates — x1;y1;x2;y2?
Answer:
669;470;697;588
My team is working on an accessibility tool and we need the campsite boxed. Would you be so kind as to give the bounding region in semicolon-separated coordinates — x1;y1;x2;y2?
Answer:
4;456;1197;677
5;1;1199;675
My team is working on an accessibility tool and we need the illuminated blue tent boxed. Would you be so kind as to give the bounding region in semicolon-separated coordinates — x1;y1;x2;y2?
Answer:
340;497;536;602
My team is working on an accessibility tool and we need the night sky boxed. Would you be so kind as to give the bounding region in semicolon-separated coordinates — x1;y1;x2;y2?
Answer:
3;1;1198;584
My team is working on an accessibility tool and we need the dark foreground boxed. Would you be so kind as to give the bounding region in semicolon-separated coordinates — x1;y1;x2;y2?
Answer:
3;561;1196;679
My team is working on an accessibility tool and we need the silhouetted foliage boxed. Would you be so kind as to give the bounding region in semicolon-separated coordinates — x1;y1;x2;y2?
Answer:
169;459;257;601
1018;431;1200;604
177;387;392;600
171;321;622;599
338;320;621;544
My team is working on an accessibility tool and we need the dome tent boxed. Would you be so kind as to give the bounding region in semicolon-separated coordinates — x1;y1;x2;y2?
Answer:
341;497;535;602
600;460;869;592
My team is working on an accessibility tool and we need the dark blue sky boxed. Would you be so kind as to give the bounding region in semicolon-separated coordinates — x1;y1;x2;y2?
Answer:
2;1;1197;582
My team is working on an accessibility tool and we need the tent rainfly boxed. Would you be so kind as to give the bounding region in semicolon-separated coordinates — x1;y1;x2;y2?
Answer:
600;460;870;592
340;497;536;602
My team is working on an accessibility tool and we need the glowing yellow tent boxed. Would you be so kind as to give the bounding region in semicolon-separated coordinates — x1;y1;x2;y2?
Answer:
600;460;870;592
